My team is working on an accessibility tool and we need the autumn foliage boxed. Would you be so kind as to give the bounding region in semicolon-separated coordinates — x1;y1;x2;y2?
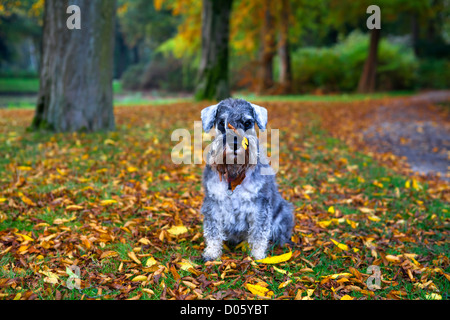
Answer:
0;94;449;300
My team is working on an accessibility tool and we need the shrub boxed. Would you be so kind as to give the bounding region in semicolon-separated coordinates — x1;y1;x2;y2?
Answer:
291;31;419;93
416;59;450;90
121;64;146;91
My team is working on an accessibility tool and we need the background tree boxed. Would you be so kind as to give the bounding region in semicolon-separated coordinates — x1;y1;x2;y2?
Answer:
195;0;233;101
277;0;293;93
32;0;116;132
329;0;438;93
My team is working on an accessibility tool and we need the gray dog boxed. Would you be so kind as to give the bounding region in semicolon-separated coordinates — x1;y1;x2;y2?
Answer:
200;98;294;261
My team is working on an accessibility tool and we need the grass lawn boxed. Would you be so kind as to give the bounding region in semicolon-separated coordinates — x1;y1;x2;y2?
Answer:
0;96;448;300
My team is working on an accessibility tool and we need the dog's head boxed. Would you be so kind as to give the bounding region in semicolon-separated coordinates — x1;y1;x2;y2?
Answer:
201;98;268;180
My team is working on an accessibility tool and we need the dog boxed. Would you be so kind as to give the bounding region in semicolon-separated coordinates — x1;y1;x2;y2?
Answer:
200;98;294;261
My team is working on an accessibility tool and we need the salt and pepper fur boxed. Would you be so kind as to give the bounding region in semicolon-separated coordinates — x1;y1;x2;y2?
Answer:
200;98;294;261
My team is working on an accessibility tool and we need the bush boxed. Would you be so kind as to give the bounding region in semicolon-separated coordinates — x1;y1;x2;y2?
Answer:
416;59;450;90
141;55;196;92
120;55;197;92
121;64;146;91
291;31;419;93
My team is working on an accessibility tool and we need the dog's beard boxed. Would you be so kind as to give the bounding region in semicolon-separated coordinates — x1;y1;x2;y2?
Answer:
207;135;258;181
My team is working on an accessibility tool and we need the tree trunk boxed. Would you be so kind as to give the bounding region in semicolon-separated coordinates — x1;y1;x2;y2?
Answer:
32;0;116;132
278;0;292;94
258;0;276;94
411;13;420;56
195;0;233;101
357;28;380;93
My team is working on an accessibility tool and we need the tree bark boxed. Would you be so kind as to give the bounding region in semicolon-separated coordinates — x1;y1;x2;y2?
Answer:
278;0;292;94
357;28;380;93
33;0;116;132
258;0;276;94
195;0;233;101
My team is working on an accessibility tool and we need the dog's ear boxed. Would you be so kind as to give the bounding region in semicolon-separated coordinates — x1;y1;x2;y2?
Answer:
201;104;219;133
251;104;268;131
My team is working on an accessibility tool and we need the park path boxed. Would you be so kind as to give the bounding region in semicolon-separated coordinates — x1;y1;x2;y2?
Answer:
362;91;450;181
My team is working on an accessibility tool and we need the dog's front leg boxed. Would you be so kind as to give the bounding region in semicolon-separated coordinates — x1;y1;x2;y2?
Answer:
248;200;272;260
201;201;225;261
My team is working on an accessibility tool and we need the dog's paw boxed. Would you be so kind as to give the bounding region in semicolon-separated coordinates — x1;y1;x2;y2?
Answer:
251;249;267;260
202;246;222;262
201;254;216;263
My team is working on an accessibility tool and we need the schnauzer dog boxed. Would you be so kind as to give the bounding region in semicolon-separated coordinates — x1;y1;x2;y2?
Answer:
200;98;294;261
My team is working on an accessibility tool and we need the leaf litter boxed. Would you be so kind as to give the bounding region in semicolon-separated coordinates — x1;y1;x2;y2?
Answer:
0;95;449;300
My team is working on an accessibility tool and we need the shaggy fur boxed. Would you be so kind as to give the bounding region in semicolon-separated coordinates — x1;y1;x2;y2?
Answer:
200;98;294;261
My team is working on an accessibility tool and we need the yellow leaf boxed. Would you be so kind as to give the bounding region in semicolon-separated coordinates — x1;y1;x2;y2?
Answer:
100;251;118;259
245;283;274;297
256;251;293;264
167;225;188;236
138;238;151;245
0;198;7;203
323;272;353;280
127;166;138;173
53;216;76;225
66;205;84;211
104;139;116;145
425;293;442;300
340;295;354;300
278;280;292;289
142;288;155;296
368;215;381;222
20;194;36;206
13;293;22;300
358;207;375;214
15;233;34;242
373;180;383;188
273;266;292;276
17;166;32;171
146;257;157;267
236;241;249;252
346;219;358;229
131;275;147;282
317;219;336;228
328;206;335;214
242;137;249;150
100;199;117;206
385;255;402;263
331;239;349;251
405;180;411;189
127;251;141;265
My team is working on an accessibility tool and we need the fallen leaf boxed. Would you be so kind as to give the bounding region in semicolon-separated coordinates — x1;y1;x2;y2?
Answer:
256;251;293;264
330;239;349;251
167;225;188;236
245;283;274;297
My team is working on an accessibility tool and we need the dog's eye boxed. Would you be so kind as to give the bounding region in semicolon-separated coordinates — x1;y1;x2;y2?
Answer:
244;120;253;129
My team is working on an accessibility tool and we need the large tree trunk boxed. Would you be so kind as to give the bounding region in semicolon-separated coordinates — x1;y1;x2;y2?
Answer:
258;0;276;94
195;0;233;101
357;28;380;93
278;0;292;94
33;0;116;132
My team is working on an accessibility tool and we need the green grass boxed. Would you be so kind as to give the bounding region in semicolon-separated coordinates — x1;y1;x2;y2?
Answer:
0;77;40;93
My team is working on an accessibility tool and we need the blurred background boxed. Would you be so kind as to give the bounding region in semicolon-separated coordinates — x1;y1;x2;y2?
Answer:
0;0;449;108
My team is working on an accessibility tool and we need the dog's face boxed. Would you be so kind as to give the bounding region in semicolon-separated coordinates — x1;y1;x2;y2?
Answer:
201;99;268;180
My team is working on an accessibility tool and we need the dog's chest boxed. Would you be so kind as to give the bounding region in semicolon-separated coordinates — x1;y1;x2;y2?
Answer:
205;172;262;228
